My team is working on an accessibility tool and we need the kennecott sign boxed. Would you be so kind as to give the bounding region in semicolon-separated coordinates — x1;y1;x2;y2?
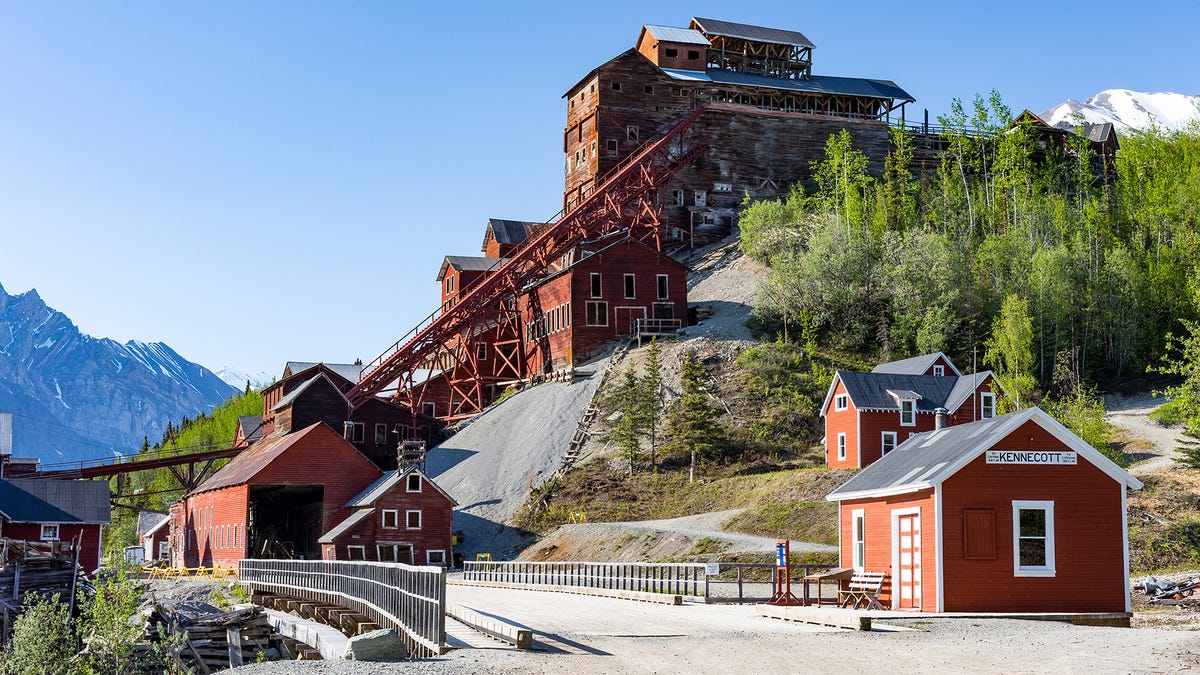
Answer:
986;450;1078;465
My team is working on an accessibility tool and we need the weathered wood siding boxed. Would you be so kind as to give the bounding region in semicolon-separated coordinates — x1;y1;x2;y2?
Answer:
323;475;454;565
2;522;105;573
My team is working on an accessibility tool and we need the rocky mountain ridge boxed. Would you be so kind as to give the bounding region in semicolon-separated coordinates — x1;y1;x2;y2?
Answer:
0;281;236;464
1041;89;1200;132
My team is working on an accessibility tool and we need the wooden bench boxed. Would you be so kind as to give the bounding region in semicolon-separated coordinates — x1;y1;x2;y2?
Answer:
837;571;886;610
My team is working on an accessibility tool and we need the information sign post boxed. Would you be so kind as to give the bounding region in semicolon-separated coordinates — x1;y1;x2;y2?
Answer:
765;538;803;606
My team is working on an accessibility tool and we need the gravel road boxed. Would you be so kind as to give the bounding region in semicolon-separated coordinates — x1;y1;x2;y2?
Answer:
1105;392;1187;474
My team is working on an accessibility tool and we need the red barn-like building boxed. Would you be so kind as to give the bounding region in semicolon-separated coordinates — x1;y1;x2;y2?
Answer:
0;478;110;572
175;423;382;568
826;408;1140;613
319;468;456;566
821;353;998;469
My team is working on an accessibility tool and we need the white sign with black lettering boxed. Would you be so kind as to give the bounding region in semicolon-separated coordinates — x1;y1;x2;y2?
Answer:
705;562;721;576
986;450;1077;465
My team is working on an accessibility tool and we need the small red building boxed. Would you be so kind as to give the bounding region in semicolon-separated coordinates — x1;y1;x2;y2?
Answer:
138;511;170;562
0;478;110;572
826;407;1141;613
319;468;456;566
821;352;998;469
175;422;382;568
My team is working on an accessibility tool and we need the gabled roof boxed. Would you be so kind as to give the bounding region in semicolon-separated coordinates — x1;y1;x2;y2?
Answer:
140;512;170;538
0;479;110;524
283;362;363;384
484;219;544;250
190;422;346;495
524;233;688;293
237;416;264;444
349;468;458;509
271;373;350;412
317;508;374;544
835;371;957;413
137;510;169;537
826;408;1142;502
872;352;960;376
690;17;815;48
660;68;914;104
944;371;996;412
437;256;506;281
641;24;710;46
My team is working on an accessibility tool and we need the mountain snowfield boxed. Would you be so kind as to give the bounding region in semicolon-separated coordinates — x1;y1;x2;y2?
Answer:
214;366;273;390
0;281;236;463
1041;89;1200;132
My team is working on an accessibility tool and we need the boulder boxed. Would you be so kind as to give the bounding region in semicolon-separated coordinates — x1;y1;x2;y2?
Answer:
342;628;407;661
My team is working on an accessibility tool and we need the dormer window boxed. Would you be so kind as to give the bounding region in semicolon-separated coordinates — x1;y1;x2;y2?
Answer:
933;365;945;376
900;399;915;426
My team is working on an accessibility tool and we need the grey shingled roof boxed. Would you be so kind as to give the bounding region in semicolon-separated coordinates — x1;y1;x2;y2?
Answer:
284;362;363;384
137;511;169;537
318;508;374;544
237;416;263;443
0;479;110;524
944;371;995;413
827;408;1142;501
838;371;957;413
643;24;710;45
661;68;914;103
691;17;815;48
872;352;958;376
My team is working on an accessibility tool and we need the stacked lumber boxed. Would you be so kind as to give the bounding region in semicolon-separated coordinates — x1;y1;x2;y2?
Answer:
1145;576;1200;606
147;603;286;671
0;550;92;642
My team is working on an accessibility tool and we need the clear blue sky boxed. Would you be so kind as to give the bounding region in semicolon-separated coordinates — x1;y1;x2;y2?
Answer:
1;1;1196;377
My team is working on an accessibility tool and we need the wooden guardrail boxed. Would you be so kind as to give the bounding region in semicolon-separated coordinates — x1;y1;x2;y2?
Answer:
238;559;447;657
462;560;707;598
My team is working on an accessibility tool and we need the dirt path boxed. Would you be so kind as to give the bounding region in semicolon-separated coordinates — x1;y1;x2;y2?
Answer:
1105;393;1187;475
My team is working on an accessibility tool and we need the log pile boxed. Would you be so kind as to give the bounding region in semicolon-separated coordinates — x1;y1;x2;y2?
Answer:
0;541;92;642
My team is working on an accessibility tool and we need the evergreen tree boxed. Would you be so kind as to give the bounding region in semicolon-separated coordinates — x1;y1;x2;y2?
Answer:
641;339;664;471
665;352;723;482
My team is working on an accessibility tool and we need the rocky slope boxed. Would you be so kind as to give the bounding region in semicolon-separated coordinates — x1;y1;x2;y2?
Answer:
0;282;235;463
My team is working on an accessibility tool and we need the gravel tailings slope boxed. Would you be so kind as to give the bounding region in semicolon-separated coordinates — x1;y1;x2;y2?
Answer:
425;362;602;560
1106;392;1187;475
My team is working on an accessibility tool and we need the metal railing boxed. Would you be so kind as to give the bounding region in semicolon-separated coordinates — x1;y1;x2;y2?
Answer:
462;560;837;604
239;559;447;657
463;561;707;598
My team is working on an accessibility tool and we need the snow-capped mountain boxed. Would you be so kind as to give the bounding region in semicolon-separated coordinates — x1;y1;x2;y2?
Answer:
0;281;237;464
1041;89;1200;132
214;366;273;390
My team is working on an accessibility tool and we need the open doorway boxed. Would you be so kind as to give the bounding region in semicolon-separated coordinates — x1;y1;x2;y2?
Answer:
248;484;325;559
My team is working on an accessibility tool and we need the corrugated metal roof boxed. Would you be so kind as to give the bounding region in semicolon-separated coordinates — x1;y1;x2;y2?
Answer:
872;352;960;376
827;408;1142;500
137;511;169;537
318;508;374;544
944;371;995;412
485;219;545;247
643;24;710;45
444;256;506;272
237;416;264;443
661;68;915;103
691;17;815;48
283;362;363;384
189;422;330;495
0;479;110;524
348;468;458;508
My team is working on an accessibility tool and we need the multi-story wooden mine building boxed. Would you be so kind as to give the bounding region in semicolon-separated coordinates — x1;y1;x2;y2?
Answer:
563;16;914;243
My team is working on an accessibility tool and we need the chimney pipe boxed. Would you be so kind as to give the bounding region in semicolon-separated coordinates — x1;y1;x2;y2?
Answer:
343;420;354;440
934;408;948;430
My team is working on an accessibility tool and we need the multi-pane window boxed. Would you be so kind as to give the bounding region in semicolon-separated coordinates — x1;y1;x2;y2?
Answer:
881;431;897;455
981;392;996;419
41;524;59;541
900;399;915;426
933;365;945;376
837;433;846;460
586;301;608;326
852;510;866;569
672;189;685;206
1013;501;1055;576
476;342;488;361
835;394;848;411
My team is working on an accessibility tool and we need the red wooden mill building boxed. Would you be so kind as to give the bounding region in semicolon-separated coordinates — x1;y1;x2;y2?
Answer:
821;352;999;469
826;407;1141;614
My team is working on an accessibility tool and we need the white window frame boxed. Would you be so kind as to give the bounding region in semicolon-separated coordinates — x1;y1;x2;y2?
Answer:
347;545;366;561
585;301;608;327
159;540;170;559
41;524;59;541
656;274;669;299
590;272;602;298
374;423;388;445
351;422;365;443
981;392;996;419
837;433;846;461
694;189;707;207
933;365;945;376
623;273;636;299
834;394;849;412
427;549;447;566
671;189;685;206
900;399;916;427
382;509;399;529
406;474;422;492
881;431;897;455
423;402;436;418
1012;500;1055;577
851;509;866;570
406;510;422;530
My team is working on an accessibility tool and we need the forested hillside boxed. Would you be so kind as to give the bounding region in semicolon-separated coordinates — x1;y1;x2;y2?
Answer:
103;387;263;556
740;93;1200;405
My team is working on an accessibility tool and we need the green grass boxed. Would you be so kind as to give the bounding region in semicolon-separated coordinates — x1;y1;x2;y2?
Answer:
720;499;839;545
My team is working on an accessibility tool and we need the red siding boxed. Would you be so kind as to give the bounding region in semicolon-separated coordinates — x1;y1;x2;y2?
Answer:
182;484;249;568
839;491;938;610
824;378;859;469
323;475;455;566
939;420;1128;612
948;374;998;425
2;523;105;573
